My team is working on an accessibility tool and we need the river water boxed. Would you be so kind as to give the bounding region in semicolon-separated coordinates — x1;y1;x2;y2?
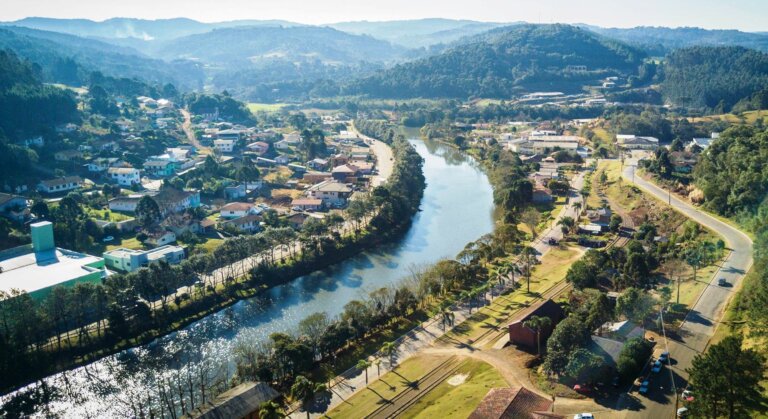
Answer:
2;136;495;417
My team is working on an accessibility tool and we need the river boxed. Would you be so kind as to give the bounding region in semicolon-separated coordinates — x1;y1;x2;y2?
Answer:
2;135;496;417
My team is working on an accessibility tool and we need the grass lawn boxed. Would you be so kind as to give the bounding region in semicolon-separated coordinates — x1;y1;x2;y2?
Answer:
105;236;143;251
442;245;582;345
200;238;224;253
400;358;508;419
85;208;132;222
689;110;768;125
247;102;287;113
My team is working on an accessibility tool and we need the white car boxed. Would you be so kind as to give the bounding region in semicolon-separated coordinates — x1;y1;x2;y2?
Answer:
102;235;115;242
677;407;689;417
574;414;594;419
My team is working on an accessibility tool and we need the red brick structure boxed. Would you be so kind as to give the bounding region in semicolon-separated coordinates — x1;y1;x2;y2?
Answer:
469;387;561;419
508;299;565;350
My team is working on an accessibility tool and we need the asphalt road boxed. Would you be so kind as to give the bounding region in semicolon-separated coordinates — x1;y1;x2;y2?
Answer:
618;160;754;418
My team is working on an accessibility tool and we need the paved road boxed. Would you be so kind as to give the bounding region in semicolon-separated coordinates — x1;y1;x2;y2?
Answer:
619;161;753;418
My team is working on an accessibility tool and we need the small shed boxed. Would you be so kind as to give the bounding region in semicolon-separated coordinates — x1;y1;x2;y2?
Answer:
508;299;565;349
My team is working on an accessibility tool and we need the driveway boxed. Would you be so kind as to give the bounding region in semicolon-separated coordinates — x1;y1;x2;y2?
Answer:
618;161;753;418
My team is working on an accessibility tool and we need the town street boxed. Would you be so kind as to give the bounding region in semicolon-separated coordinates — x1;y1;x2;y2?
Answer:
618;160;754;418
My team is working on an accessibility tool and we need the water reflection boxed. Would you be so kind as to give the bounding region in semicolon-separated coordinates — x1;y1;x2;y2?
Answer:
2;137;495;417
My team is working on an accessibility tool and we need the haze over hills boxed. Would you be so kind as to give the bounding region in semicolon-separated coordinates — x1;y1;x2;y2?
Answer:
582;25;768;55
327;18;510;48
342;24;646;99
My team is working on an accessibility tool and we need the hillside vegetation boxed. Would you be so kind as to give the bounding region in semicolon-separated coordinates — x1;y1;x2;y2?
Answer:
343;24;645;99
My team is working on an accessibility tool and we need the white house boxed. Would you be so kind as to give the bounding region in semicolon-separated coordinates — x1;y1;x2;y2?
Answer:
307;180;353;206
86;158;120;172
616;134;659;150
246;141;269;155
103;245;185;272
108;167;141;186
214;139;236;153
219;214;261;233
274;139;292;150
219;202;256;219
38;176;82;194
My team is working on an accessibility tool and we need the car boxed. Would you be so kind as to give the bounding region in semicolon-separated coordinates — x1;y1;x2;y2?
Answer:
639;380;650;394
677;407;690;417
573;414;594;419
548;238;558;245
718;277;728;286
291;206;302;212
102;235;115;242
659;351;670;363
652;360;663;373
682;390;694;402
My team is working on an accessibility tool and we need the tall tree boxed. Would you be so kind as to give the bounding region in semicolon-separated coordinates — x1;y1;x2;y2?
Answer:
523;315;552;356
135;196;161;228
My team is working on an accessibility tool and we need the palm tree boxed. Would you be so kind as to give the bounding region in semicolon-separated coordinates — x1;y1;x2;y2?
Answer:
557;216;575;236
521;246;537;293
523;315;552;356
258;400;286;419
381;341;397;364
573;201;582;217
291;376;321;419
357;359;372;384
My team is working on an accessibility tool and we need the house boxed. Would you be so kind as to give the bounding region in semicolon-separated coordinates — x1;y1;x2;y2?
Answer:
87;157;120;172
182;382;278;419
220;202;256;219
17;136;44;148
161;213;202;236
103;245;186;273
508;299;565;349
246;141;269;155
307;180;353;206
469;387;555;419
214;139;236;154
225;184;247;200
220;214;261;233
587;207;612;226
54;149;83;162
286;212;310;229
332;164;360;182
108;167;141;186
531;187;554;204
143;160;177;177
0;222;106;300
256;157;276;167
671;151;698;173
38;176;83;194
329;153;349;167
217;129;243;141
275;155;291;165
143;228;177;247
274;139;293;150
616;134;659;150
307;158;329;171
0;193;28;223
154;189;201;216
291;198;323;212
302;172;332;184
283;132;302;144
594;320;644;341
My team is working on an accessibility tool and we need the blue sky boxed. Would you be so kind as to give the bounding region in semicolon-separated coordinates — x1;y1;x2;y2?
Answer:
2;0;766;31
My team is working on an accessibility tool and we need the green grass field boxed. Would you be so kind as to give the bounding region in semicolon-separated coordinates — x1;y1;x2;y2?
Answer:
247;103;288;114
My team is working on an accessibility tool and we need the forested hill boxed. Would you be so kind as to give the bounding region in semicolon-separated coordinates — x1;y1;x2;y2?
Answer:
342;24;646;99
661;46;768;111
155;26;410;66
0;26;204;89
584;26;768;55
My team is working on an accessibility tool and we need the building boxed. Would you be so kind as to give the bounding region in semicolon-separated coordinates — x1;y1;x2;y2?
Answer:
291;198;323;211
307;180;353;206
508;299;565;349
214;139;236;153
219;214;262;233
332;164;360;182
307;158;329;171
108;189;200;215
143;160;177;177
0;222;106;300
183;382;278;419
0;193;28;223
531;187;554;204
143;228;177;247
54;149;83;162
225;184;247;200
469;387;555;419
219;202;256;219
246;141;269;155
38;176;83;194
508;136;581;156
217;129;243;141
17;136;44;148
108;167;141;186
103;245;186;272
616;134;659;150
86;157;120;172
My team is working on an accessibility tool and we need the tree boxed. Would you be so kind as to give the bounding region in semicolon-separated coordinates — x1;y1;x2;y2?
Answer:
609;214;622;232
566;259;598;290
565;348;605;384
688;335;766;418
521;208;541;238
616;337;653;380
685;241;716;283
356;359;372;384
135;196;161;228
258;401;285;419
616;288;656;323
290;376;323;419
521;246;537;293
523;315;552;356
666;258;688;305
558;216;575;235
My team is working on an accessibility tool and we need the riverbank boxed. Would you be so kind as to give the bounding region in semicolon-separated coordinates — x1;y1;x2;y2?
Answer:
0;136;421;396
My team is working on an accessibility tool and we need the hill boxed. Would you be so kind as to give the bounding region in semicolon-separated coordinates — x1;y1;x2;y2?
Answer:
661;46;768;111
154;25;410;65
328;18;508;49
0;26;204;89
2;17;302;41
343;24;646;99
584;25;768;55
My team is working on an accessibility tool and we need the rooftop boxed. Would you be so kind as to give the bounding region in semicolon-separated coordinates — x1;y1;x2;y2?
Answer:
0;247;103;295
309;180;353;193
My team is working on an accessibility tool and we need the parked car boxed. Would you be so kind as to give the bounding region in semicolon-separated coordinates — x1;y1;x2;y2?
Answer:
677;407;690;417
102;235;115;242
682;390;694;402
659;351;670;363
574;414;594;419
652;360;663;373
548;237;558;245
718;277;728;286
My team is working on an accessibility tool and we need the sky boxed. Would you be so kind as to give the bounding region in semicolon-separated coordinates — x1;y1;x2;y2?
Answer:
1;0;766;31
